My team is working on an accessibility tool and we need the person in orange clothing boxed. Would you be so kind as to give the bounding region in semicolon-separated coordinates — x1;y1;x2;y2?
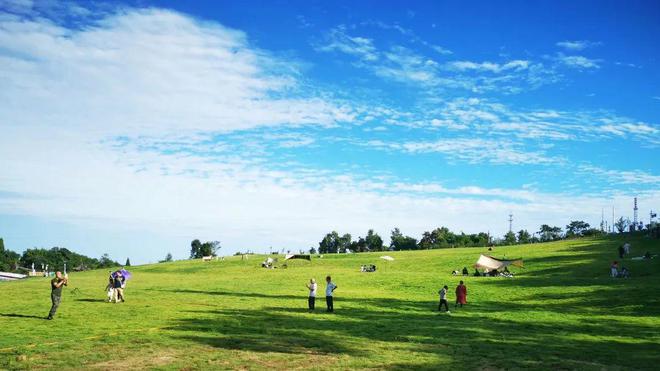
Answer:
455;280;467;308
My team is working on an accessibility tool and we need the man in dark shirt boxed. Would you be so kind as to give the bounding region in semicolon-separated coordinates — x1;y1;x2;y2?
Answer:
47;271;68;320
113;273;125;302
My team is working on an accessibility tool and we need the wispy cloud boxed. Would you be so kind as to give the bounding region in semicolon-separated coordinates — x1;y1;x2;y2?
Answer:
557;53;601;69
556;40;602;51
315;25;378;61
447;60;529;73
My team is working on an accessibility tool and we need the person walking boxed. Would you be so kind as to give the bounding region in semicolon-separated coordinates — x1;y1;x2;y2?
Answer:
623;242;631;255
325;276;337;312
438;285;449;312
113;273;125;302
306;278;317;312
47;271;68;320
455;281;467;308
618;245;625;259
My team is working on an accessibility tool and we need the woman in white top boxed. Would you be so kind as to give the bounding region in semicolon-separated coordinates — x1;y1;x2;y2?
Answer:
306;278;317;311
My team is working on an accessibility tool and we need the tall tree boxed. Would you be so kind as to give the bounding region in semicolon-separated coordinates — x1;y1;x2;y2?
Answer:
339;233;353;253
566;220;590;237
164;253;173;262
538;225;563;242
190;239;202;259
364;229;384;251
124;258;131;267
390;228;418;251
318;231;340;254
517;230;531;244
614;217;629;233
503;231;517;245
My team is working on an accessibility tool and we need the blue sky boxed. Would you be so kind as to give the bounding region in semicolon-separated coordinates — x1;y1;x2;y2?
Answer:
1;0;659;264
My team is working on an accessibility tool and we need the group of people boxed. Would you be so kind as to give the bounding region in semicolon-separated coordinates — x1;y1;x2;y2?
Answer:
617;242;631;259
452;266;513;278
438;281;468;313
305;276;337;312
106;270;128;303
610;261;630;278
360;264;377;272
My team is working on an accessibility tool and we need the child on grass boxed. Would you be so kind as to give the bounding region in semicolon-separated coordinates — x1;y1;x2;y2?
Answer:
325;276;337;312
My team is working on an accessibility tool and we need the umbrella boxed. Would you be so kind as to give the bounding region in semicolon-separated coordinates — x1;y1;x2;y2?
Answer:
117;269;132;280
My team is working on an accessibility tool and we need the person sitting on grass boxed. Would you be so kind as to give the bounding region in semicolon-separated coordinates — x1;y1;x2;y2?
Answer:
620;267;630;278
474;269;481;277
462;267;469;276
325;276;337;312
438;285;449;312
610;261;619;278
306;278;317;312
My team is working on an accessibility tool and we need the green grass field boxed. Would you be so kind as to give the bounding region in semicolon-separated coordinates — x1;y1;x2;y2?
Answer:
1;235;659;370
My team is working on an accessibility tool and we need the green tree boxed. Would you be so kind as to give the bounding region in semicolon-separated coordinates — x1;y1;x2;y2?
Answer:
538;225;563;242
517;229;531;244
338;233;352;253
566;220;590;237
614;217;629;233
308;247;317;254
190;239;202;259
161;253;173;262
319;231;340;254
125;257;131;266
364;229;384;251
390;228;418;251
199;241;221;257
503;231;517;245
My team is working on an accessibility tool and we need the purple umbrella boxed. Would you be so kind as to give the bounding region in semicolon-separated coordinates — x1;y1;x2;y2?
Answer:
119;269;132;280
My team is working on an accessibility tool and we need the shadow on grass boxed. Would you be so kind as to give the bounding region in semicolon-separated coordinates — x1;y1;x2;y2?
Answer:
0;312;45;319
163;292;660;369
74;298;107;303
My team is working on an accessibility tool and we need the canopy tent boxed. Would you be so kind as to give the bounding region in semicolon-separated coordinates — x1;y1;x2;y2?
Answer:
0;272;28;281
474;255;523;270
380;256;395;261
284;254;311;261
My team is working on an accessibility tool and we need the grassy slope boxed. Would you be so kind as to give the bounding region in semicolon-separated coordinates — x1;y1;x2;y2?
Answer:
1;235;659;370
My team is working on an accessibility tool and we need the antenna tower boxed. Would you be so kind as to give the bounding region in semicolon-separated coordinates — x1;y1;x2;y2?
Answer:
633;197;638;226
508;213;513;233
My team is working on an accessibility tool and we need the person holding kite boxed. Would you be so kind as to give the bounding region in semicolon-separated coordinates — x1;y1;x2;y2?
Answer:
455;281;467;308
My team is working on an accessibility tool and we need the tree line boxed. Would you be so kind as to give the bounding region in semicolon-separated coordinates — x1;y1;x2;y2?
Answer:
316;220;607;253
0;237;121;273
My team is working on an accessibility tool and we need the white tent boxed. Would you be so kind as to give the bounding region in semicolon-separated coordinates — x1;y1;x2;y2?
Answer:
380;256;394;261
0;272;28;281
474;255;523;270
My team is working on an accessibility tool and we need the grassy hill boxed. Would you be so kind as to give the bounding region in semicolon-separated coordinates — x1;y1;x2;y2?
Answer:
1;235;659;370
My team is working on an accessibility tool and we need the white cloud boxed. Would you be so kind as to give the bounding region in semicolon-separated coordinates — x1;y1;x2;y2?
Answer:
369;138;557;165
447;59;529;73
556;40;602;51
557;54;601;69
430;45;453;55
579;165;660;185
315;25;378;61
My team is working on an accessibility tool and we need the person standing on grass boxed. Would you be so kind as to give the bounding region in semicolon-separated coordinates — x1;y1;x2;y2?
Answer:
618;245;625;259
623;242;630;255
325;276;337;312
455;281;467;308
438;285;449;312
47;271;68;320
306;278;317;312
113;273;125;302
